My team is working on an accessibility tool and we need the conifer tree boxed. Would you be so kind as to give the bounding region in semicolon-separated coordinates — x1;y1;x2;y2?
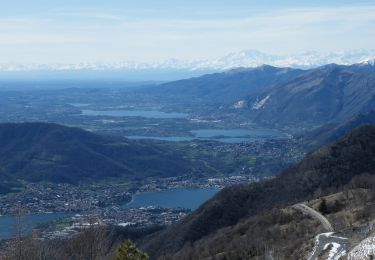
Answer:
115;240;148;260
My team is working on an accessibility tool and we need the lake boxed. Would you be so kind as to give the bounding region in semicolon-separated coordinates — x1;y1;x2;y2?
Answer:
191;128;285;138
191;128;287;143
81;109;188;119
127;128;288;143
0;212;71;240
0;188;219;239
127;136;194;142
125;188;220;210
80;109;288;143
70;103;90;107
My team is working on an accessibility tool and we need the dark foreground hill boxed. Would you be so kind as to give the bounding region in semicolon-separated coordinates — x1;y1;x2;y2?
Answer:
141;124;375;258
0;122;203;190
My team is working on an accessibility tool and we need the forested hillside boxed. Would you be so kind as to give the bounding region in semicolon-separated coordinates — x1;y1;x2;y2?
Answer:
142;125;375;258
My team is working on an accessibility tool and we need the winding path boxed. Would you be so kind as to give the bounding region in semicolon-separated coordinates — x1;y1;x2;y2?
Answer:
293;203;349;260
293;203;333;232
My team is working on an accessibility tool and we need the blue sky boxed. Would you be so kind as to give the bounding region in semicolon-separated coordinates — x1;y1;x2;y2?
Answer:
0;0;374;64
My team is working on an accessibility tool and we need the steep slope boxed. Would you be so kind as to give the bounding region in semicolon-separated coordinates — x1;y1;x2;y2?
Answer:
236;63;375;128
142;125;375;258
140;65;303;104
0;169;19;194
170;187;375;259
0;122;200;186
303;110;375;149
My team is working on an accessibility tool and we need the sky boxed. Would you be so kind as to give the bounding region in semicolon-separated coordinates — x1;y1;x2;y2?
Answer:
0;0;375;64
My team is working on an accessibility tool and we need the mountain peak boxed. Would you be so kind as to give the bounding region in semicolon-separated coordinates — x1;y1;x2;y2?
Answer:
359;58;375;66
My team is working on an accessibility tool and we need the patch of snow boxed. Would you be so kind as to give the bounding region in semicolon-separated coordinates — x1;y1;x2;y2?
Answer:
321;232;334;237
370;59;375;66
348;235;375;260
308;235;320;260
233;100;245;108
118;222;133;227
323;242;347;260
308;233;334;260
361;58;375;66
252;95;270;110
308;232;349;260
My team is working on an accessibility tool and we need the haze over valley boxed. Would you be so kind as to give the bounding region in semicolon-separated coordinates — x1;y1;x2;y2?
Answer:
1;0;375;259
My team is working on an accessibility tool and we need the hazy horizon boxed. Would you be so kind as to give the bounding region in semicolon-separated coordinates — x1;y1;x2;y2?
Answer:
1;0;375;65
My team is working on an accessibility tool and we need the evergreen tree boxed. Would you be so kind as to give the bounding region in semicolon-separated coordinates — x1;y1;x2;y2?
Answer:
318;198;329;215
115;240;149;260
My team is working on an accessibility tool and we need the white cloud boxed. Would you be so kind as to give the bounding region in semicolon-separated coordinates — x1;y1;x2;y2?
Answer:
0;5;374;63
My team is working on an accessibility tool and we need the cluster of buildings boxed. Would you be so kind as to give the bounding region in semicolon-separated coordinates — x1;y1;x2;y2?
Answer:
0;182;132;215
42;206;190;239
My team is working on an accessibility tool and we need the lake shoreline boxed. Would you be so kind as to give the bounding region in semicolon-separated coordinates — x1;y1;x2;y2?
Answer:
124;187;221;210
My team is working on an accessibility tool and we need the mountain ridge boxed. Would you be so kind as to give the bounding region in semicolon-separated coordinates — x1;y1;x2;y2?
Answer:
1;49;374;73
141;124;375;258
235;63;375;128
0;122;206;190
149;65;303;104
302;110;375;149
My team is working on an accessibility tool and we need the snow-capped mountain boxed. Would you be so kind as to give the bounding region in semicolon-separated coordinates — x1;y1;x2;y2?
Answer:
212;49;375;69
360;58;375;66
1;49;375;72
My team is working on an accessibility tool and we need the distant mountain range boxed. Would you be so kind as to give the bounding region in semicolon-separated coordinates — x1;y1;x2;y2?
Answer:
1;49;374;73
